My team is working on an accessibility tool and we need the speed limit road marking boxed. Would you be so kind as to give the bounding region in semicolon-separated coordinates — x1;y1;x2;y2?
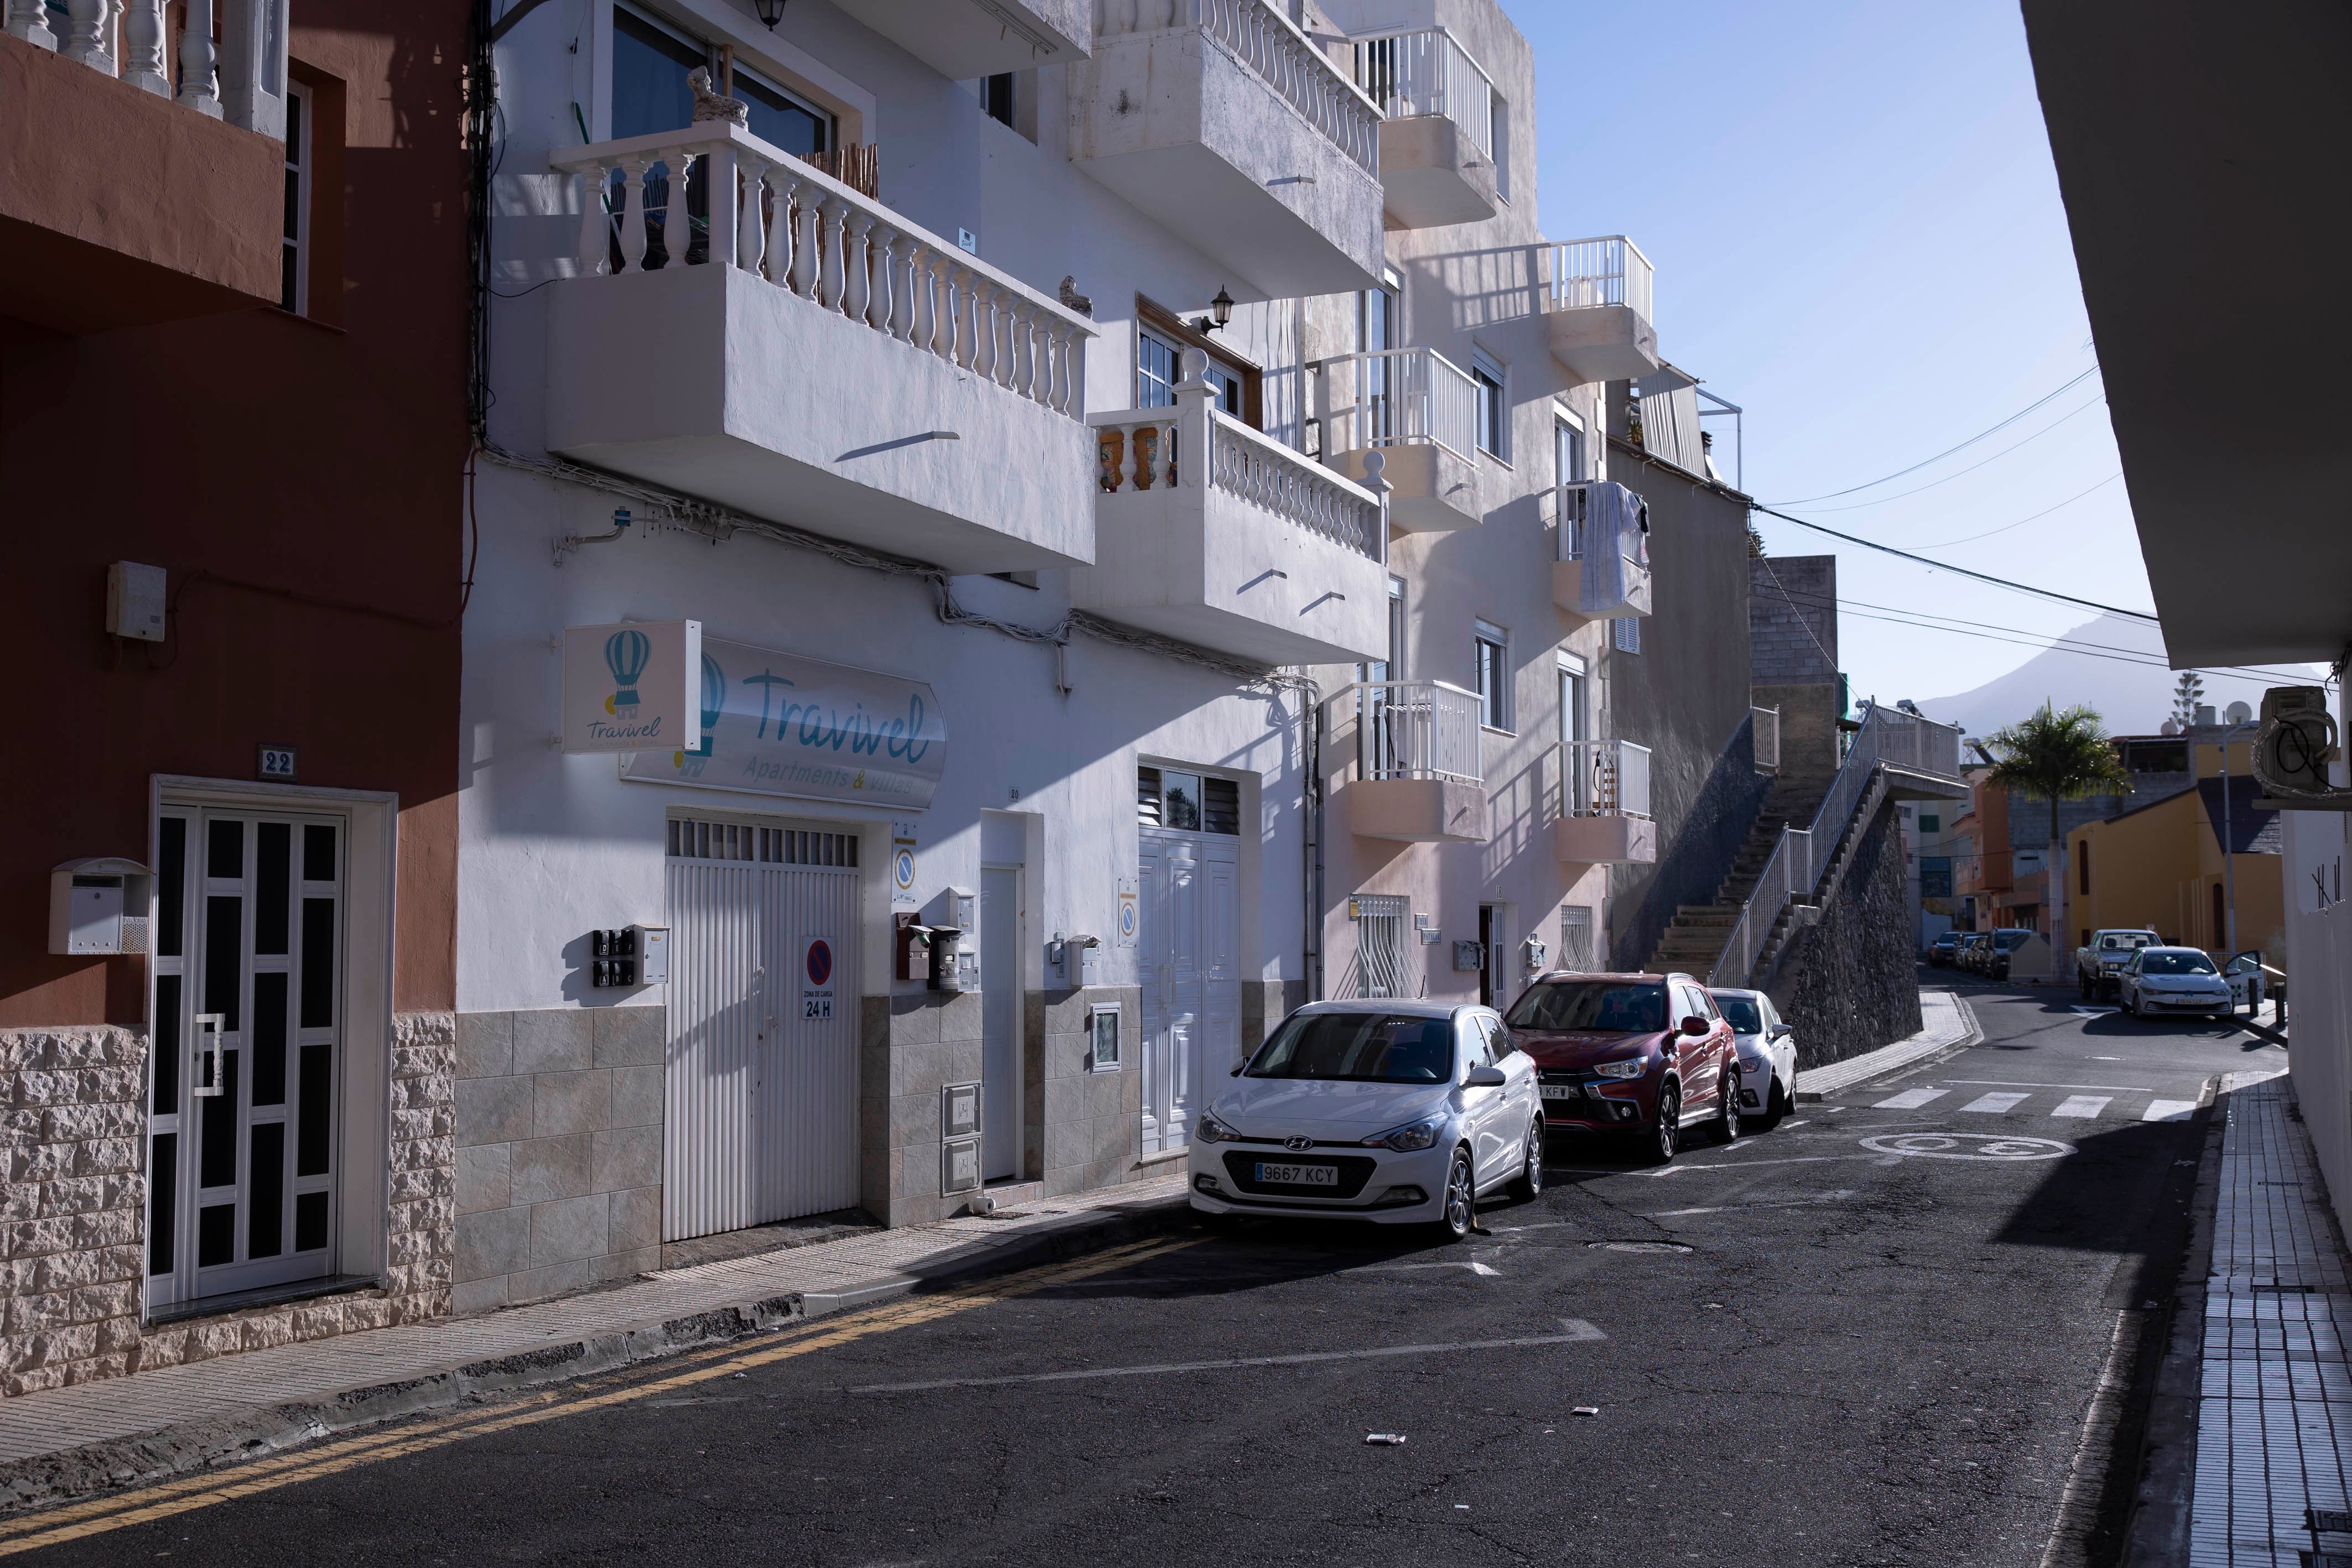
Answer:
1859;1132;2075;1161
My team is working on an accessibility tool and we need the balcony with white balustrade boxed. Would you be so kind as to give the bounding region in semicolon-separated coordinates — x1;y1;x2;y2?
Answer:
1069;0;1385;298
544;124;1100;575
2;1;288;333
1074;351;1388;664
1342;680;1487;844
1349;27;1497;229
853;0;1090;79
1544;236;1660;385
1312;347;1482;533
1555;738;1656;865
1552;481;1654;621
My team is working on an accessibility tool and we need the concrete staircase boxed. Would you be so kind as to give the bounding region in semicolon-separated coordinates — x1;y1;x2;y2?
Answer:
1647;774;1830;980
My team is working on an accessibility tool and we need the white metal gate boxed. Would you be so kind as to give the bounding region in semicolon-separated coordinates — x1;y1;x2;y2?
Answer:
1139;827;1239;1156
664;817;860;1242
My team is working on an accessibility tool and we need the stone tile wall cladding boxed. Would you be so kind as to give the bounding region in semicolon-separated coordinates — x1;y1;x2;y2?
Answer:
452;1006;664;1315
1748;555;1839;684
0;1013;455;1398
1769;800;1924;1067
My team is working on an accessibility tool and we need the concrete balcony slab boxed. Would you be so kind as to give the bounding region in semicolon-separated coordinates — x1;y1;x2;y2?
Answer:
1378;114;1497;229
852;0;1089;78
1553;558;1653;619
1555;815;1657;866
1329;444;1478;533
1547;303;1660;386
1069;19;1384;298
1347;778;1487;843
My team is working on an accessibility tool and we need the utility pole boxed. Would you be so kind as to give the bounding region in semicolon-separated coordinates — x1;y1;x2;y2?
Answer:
2217;720;2256;954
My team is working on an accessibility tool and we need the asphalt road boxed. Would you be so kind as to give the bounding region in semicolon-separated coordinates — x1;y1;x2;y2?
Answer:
4;976;2287;1567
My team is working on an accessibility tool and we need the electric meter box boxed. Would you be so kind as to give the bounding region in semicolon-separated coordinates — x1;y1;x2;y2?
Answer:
107;562;166;642
49;858;152;956
928;887;976;992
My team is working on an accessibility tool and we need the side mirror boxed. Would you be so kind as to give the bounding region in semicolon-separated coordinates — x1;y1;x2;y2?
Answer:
1679;1016;1709;1037
1229;1062;1246;1077
1463;1064;1508;1088
1769;1023;1792;1040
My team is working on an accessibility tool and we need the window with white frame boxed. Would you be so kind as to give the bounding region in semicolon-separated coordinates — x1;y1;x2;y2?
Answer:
1471;348;1507;460
1490;95;1510;202
1137;327;1242;416
1554;407;1586;484
1474;619;1510;731
280;81;310;314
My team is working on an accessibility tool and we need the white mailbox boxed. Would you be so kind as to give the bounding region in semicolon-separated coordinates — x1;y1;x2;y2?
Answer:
633;924;670;986
49;858;152;956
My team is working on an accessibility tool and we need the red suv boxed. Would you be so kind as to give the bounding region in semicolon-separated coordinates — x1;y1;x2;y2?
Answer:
1502;971;1742;1164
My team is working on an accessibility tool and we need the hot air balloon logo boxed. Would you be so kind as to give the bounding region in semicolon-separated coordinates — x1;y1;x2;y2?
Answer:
604;629;651;722
674;652;726;768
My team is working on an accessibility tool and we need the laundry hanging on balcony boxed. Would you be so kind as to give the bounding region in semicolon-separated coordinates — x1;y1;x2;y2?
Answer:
1579;481;1650;616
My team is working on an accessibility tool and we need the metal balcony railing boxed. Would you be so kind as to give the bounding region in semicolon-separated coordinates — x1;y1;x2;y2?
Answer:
1349;25;1494;158
1563;739;1652;821
550;123;1095;422
1310;347;1480;464
1556;482;1648;565
1356;680;1482;785
1543;235;1654;322
1095;0;1382;175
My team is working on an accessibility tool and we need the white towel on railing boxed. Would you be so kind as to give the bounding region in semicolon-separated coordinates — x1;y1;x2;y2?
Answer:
1579;481;1649;614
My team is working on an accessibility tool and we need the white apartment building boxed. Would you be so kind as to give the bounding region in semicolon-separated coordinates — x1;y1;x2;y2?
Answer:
462;0;1675;1309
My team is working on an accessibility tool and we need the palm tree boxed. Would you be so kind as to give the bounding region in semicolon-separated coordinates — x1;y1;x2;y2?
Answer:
1981;703;2129;952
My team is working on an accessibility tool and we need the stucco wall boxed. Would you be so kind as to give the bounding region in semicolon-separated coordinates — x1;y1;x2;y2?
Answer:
1769;802;1924;1067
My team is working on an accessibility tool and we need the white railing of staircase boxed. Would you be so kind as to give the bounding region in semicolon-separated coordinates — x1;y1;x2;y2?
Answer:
1095;0;1383;175
551;123;1096;420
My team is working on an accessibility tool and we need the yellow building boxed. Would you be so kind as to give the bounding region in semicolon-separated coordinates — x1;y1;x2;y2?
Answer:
2068;740;2283;961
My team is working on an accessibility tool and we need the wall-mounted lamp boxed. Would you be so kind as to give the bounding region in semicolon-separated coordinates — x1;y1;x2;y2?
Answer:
1204;285;1234;332
753;0;787;25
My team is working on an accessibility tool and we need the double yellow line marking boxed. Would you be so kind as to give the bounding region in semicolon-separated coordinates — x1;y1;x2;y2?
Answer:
0;1234;1198;1557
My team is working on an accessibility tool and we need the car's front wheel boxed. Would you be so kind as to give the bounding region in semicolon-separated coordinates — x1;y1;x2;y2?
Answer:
1761;1076;1791;1129
1714;1072;1741;1145
1508;1116;1545;1203
1437;1147;1476;1242
1647;1083;1681;1166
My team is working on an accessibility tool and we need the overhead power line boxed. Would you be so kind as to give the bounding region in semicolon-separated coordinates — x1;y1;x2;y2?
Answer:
1767;364;2104;505
1802;397;2110;513
1907;472;2122;548
1751;502;2160;623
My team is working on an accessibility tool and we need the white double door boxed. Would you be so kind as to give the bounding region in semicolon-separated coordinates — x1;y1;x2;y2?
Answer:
665;851;859;1242
1139;827;1240;1156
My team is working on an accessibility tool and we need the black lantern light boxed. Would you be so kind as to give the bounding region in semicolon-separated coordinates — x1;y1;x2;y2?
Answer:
1208;285;1234;331
753;0;787;27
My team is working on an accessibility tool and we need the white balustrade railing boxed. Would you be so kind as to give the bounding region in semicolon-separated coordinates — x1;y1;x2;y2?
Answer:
1095;0;1382;174
1356;680;1482;785
1544;235;1654;324
552;123;1095;421
1310;347;1479;463
1093;348;1385;560
1563;739;1652;821
1706;702;1963;987
1752;705;1781;772
1349;25;1494;158
17;0;285;128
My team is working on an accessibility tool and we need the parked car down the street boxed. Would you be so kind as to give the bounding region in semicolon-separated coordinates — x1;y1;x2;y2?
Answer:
2221;951;2279;1015
1504;971;1743;1165
2117;946;2236;1020
2077;928;2160;1001
1927;931;1963;968
1188;1002;1543;1241
1711;987;1797;1127
1987;928;2038;981
1956;933;1992;975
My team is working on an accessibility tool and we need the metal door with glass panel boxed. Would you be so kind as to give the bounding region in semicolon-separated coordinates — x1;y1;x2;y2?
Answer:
148;809;345;1309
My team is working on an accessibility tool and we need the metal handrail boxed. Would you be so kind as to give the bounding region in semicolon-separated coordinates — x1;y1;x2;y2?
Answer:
1348;25;1495;157
1310;346;1480;464
1562;739;1652;820
1542;235;1654;323
1354;680;1482;785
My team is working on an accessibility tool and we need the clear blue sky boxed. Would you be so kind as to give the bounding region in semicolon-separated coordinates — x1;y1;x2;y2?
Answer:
1522;1;2163;711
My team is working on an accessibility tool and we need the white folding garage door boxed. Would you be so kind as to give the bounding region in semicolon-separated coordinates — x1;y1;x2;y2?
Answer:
664;816;860;1242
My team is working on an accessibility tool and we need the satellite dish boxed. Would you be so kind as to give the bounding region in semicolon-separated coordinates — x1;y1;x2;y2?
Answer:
2225;700;2253;725
2160;719;2179;736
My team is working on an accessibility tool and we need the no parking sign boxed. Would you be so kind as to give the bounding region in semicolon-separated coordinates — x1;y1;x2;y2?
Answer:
802;937;835;1022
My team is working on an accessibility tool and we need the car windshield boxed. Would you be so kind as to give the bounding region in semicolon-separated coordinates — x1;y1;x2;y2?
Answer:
1717;997;1765;1034
1505;982;1667;1033
2101;934;2153;951
2142;952;2218;976
1246;1012;1455;1083
1998;933;2028;949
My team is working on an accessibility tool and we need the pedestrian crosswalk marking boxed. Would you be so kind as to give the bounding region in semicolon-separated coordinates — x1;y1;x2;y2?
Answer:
2052;1096;2112;1119
2143;1099;2199;1122
1864;1085;2205;1122
1960;1092;2031;1113
1874;1088;1948;1110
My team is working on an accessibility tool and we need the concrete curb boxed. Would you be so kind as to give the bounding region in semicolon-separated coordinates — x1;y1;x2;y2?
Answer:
0;1194;1195;1516
1794;994;1984;1102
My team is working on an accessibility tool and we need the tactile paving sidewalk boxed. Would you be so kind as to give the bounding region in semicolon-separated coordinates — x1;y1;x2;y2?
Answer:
0;1173;1185;1470
2193;1071;2352;1566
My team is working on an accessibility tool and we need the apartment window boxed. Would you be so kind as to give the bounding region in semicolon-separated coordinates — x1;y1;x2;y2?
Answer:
1559;906;1595;972
1490;96;1510;201
280;82;310;312
1474;621;1510;732
1137;327;1242;418
1138;767;1239;836
612;7;831;153
1612;617;1641;655
1554;408;1587;483
1472;348;1507;460
983;73;1015;127
1920;815;1940;834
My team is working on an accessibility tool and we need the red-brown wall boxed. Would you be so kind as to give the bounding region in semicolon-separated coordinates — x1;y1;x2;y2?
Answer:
0;6;470;1027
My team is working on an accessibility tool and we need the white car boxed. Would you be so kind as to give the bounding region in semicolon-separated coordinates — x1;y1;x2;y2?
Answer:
2118;946;2235;1020
1711;987;1797;1126
1188;1001;1544;1241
